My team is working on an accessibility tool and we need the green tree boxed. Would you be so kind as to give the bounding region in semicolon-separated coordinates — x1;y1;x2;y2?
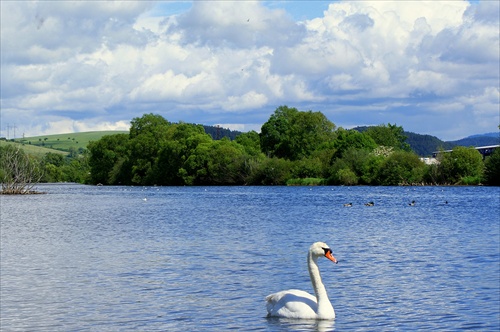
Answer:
330;129;377;161
206;138;246;185
484;148;500;186
290;157;323;179
41;153;65;182
437;146;484;184
60;159;89;183
289;110;336;160
155;123;211;185
309;143;336;179
336;168;358;185
39;151;90;184
247;157;292;185
260;106;336;160
68;146;78;158
327;148;383;186
180;142;211;185
360;154;385;184
128;114;171;185
337;147;382;185
88;133;130;185
328;158;349;185
376;150;425;185
129;113;171;139
365;123;411;151
180;138;246;185
44;153;65;167
236;131;263;157
260;106;298;159
43;163;63;182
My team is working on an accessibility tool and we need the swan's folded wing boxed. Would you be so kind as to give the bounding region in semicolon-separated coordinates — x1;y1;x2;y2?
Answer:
265;289;317;319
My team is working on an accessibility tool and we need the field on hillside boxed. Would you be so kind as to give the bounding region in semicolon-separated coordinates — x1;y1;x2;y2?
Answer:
0;140;68;157
14;131;128;152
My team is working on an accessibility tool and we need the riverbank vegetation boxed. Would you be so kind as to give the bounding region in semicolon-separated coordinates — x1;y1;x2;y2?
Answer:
0;145;44;194
1;107;498;191
85;107;497;186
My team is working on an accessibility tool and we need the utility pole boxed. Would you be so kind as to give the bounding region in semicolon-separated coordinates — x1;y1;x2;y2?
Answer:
6;124;17;140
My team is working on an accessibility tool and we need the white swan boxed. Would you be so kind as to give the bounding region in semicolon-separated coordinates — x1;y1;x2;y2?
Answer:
265;242;338;320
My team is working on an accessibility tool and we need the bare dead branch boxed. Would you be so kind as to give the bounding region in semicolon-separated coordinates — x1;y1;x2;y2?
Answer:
0;145;44;194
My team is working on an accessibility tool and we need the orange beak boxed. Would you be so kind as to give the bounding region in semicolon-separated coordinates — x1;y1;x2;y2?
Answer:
325;251;338;264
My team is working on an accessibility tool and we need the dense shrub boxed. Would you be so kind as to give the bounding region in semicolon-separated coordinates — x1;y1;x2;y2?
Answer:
484;148;500;186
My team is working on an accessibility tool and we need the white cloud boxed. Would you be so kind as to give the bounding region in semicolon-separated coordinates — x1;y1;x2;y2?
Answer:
463;87;500;122
407;69;453;96
222;91;269;111
173;1;305;48
1;1;498;140
30;119;131;136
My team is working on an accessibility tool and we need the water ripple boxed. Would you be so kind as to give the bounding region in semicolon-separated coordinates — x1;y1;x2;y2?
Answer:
1;185;499;331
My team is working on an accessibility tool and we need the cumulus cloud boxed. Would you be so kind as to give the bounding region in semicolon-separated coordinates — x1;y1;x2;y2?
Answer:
0;1;498;140
172;1;305;48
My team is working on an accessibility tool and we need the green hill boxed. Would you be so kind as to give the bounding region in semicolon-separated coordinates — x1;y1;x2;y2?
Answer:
14;131;128;152
404;132;455;156
450;133;499;147
0;140;68;157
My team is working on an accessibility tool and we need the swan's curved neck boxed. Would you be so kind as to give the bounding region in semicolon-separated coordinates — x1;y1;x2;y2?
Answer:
308;252;334;318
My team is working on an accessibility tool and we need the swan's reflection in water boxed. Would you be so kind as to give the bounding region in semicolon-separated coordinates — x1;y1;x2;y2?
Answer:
267;317;335;331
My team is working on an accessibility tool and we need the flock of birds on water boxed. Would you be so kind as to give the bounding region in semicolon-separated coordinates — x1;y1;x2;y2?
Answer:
141;195;448;207
141;197;423;206
135;186;449;207
343;200;419;207
343;200;449;207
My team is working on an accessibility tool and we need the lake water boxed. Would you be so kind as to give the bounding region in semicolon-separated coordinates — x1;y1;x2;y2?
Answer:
1;184;499;331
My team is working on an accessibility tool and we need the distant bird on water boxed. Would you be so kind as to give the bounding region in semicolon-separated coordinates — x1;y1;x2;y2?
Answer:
409;200;416;206
343;203;352;207
364;201;374;206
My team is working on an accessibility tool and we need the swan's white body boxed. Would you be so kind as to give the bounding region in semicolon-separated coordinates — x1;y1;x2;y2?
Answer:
265;242;337;320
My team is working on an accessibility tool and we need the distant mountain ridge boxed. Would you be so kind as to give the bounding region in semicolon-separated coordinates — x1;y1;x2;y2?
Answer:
465;132;499;138
449;133;499;149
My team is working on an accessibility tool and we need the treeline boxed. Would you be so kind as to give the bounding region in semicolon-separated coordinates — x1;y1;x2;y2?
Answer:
203;125;241;141
1;106;498;187
84;106;499;186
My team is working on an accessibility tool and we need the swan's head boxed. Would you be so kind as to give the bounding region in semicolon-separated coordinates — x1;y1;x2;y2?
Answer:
310;242;338;264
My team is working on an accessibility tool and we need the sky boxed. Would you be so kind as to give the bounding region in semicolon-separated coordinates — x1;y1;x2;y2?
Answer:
1;1;499;141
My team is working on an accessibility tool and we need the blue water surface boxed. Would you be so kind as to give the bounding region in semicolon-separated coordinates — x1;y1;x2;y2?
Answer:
1;184;499;331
